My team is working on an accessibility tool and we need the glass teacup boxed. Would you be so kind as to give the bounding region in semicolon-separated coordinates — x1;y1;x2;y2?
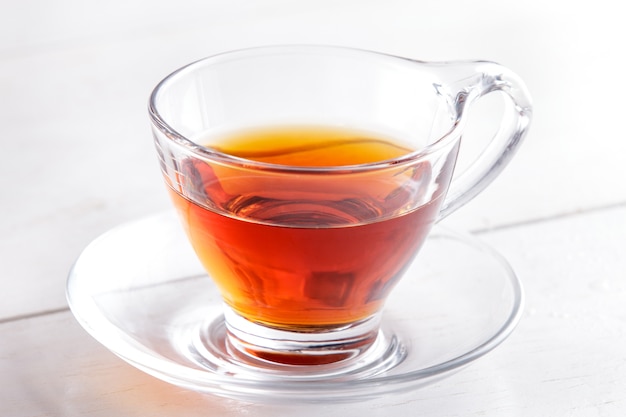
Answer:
149;45;531;369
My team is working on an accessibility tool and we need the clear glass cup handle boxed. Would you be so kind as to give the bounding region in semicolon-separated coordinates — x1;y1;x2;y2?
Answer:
437;61;533;220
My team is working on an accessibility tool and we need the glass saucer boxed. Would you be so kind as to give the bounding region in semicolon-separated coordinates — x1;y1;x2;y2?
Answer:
66;211;523;403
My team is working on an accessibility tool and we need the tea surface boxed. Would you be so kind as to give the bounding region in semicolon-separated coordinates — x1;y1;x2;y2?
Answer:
207;125;414;166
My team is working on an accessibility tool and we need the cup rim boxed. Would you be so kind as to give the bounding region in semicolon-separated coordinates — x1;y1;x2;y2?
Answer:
148;45;460;173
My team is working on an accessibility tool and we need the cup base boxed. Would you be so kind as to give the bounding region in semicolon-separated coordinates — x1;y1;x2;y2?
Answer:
222;306;385;366
184;308;405;380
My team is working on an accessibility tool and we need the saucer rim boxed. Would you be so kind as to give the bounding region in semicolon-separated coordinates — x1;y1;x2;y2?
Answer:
66;211;524;401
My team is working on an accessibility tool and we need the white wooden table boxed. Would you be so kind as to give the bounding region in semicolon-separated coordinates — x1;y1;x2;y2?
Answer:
2;1;625;415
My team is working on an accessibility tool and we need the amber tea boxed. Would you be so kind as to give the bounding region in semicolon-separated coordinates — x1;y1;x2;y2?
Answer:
169;126;450;329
